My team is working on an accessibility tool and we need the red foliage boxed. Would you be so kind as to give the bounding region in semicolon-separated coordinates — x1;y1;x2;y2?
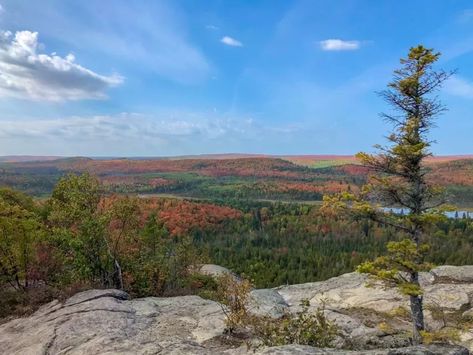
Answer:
427;160;473;186
335;164;370;176
12;157;312;179
102;197;243;237
158;201;242;236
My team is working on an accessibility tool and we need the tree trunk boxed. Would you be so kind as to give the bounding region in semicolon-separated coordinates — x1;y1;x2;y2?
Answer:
114;259;124;290
409;271;424;345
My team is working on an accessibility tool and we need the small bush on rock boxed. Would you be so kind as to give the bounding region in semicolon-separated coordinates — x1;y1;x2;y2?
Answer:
252;299;338;348
420;328;460;345
216;273;338;347
215;273;253;333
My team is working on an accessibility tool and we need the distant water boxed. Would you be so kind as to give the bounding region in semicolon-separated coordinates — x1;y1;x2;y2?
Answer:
383;207;471;219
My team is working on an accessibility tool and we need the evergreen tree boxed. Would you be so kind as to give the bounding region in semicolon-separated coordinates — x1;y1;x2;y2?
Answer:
324;45;452;344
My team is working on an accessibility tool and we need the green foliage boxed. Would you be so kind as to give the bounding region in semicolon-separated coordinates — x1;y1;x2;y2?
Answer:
214;273;338;347
184;273;219;300
357;238;433;296
0;188;43;290
48;172;101;227
251;299;338;348
328;46;453;344
123;213;205;297
0;169;473;325
46;173;112;286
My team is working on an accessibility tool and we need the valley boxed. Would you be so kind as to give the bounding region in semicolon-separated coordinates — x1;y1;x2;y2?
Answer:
1;155;473;206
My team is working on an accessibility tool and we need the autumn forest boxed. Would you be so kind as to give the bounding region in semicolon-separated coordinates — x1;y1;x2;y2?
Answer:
0;153;472;318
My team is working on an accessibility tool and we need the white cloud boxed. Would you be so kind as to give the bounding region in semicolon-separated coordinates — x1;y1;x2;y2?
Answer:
319;39;360;51
221;36;243;47
0;30;122;101
206;25;219;30
0;112;300;155
0;2;210;85
444;75;473;99
0;113;254;141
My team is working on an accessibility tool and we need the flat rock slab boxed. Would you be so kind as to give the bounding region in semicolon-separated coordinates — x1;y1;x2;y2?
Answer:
430;266;473;284
251;344;469;354
276;272;405;313
2;265;473;354
0;289;227;355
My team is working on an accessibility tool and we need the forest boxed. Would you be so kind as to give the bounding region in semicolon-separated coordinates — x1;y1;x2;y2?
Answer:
1;171;472;319
1;155;473;206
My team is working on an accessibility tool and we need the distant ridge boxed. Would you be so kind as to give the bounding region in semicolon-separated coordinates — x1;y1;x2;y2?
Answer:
0;155;64;163
1;154;472;163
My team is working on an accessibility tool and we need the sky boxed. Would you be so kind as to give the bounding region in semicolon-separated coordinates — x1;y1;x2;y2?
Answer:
0;0;472;156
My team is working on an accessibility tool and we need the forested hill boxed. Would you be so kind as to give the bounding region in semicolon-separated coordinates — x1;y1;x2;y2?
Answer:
1;155;473;206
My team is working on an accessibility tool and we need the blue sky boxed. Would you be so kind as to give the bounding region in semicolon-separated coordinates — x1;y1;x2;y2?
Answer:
0;0;472;156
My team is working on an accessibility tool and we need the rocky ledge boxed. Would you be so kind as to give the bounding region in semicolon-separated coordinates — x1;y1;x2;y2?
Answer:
0;265;472;354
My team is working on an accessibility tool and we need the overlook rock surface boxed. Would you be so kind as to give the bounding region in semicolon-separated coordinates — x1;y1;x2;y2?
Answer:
0;265;472;354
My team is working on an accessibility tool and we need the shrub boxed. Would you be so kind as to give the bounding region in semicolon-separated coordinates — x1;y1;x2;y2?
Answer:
215;273;338;347
420;328;460;345
215;273;253;333
388;306;410;320
252;299;338;348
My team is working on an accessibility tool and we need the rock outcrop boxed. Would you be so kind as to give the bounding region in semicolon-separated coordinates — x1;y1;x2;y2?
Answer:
0;265;472;354
198;264;234;278
253;344;469;354
248;288;289;318
0;289;228;354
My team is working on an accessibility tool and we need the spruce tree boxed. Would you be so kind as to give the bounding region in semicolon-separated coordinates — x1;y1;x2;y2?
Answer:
324;45;452;344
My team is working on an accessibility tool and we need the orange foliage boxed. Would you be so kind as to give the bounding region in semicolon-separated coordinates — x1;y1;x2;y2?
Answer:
335;164;370;176
11;157;313;179
117;197;244;236
427;160;473;186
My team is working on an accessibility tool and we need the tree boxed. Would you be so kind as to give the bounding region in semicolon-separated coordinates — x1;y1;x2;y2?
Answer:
105;196;141;290
128;213;170;295
0;188;42;291
323;46;452;344
47;173;107;285
47;172;101;228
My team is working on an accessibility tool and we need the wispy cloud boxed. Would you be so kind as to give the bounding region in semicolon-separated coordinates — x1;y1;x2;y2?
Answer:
0;114;244;139
444;75;473;99
0;112;300;155
205;24;219;30
319;39;360;51
0;30;122;101
221;36;243;47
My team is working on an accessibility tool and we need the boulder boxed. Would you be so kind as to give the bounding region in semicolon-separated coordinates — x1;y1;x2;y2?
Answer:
430;265;473;284
276;272;368;306
199;264;237;278
277;272;405;314
424;283;473;311
247;289;289;318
